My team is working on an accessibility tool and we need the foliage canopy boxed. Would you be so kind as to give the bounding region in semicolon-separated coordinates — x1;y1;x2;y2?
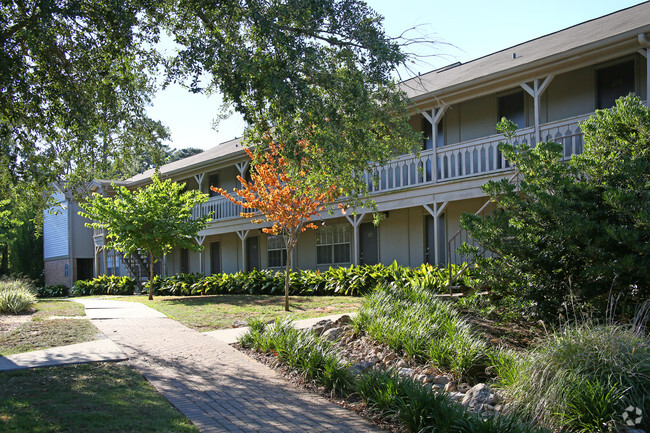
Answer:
79;175;210;299
214;140;340;310
462;95;650;317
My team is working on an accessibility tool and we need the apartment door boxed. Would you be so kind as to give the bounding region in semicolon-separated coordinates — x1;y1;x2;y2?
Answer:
210;242;221;274
246;236;259;271
359;223;378;265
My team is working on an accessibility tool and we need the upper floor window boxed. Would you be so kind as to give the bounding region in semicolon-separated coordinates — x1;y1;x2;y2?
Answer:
597;60;635;110
267;235;287;268
498;91;525;129
316;224;350;265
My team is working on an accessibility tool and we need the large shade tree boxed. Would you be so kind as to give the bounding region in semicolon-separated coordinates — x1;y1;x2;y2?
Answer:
2;0;421;205
79;175;210;300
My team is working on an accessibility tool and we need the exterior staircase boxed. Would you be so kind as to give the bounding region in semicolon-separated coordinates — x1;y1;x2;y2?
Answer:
121;250;155;290
445;171;521;290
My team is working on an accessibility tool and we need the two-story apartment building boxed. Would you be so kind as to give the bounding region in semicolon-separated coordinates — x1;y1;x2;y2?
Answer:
43;2;650;287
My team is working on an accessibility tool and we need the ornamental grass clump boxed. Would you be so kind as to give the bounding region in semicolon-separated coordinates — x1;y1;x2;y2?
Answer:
354;282;490;380
0;278;37;314
355;368;548;433
238;317;353;394
498;321;650;432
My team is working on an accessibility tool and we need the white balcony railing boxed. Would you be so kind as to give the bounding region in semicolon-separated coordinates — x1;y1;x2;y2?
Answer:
192;194;254;223
362;112;589;193
192;113;590;222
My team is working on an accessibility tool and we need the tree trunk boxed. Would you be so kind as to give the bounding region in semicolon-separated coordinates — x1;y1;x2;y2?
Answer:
148;250;155;300
284;245;292;312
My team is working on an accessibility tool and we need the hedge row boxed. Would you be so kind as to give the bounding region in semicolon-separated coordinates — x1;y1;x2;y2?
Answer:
147;262;472;297
64;262;473;298
71;275;138;296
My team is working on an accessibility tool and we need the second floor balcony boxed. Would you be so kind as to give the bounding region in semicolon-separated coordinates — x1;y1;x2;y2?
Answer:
192;111;597;224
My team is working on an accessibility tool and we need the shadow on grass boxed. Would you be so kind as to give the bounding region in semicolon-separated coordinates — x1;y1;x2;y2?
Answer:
148;294;340;309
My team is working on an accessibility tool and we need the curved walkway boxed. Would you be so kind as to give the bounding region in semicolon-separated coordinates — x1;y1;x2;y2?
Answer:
74;299;381;433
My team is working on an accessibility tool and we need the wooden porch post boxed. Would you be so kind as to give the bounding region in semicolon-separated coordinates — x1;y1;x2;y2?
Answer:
422;107;447;183
521;75;554;143
236;230;250;271
344;213;365;266
423;201;448;265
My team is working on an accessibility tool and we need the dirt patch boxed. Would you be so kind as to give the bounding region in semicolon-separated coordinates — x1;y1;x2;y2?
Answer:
463;313;546;350
0;314;32;334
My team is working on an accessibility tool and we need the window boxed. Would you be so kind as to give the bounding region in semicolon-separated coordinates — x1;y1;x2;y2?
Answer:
316;225;351;264
267;235;287;268
597;60;635;109
498;91;525;128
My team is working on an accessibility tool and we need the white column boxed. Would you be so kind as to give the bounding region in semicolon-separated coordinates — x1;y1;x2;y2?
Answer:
236;161;250;178
193;172;205;193
422;106;447;183
423;201;448;266
236;230;250;271
521;75;554;143
344;213;365;266
638;46;650;106
195;235;206;275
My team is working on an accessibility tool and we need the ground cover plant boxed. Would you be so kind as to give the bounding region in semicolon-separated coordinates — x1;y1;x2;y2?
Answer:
71;275;138;296
495;320;650;432
0;277;36;314
118;294;362;331
239;317;548;433
354;281;491;381
0;362;200;433
0;299;97;356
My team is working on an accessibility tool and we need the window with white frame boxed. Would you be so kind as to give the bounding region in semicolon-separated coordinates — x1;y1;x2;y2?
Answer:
316;224;351;265
267;235;287;268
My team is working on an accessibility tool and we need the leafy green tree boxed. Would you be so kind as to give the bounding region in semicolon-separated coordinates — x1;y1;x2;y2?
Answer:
3;0;421;206
79;175;210;300
462;95;650;317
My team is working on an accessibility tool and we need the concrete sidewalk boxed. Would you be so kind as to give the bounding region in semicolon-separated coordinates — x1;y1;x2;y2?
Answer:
0;338;126;371
71;298;380;433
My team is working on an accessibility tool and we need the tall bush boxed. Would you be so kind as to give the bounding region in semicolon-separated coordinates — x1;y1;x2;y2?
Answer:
462;95;650;317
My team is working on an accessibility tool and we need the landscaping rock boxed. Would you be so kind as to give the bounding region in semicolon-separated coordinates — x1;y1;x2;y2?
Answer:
457;383;471;393
447;391;464;402
310;319;333;336
232;320;247;328
333;315;352;326
321;327;342;341
396;359;409;368
444;381;457;392
461;383;492;410
432;375;450;385
397;368;412;377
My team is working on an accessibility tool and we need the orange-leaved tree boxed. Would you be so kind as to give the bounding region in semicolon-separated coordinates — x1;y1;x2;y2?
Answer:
212;140;340;311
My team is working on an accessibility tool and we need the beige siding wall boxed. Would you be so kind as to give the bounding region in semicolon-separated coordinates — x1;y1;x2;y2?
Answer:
378;208;410;266
71;201;95;258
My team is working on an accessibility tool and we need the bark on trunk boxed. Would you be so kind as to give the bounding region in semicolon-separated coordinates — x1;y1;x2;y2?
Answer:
284;246;292;312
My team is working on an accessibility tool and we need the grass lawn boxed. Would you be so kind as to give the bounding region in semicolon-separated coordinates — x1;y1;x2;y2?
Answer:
119;294;363;331
0;362;200;433
0;299;99;356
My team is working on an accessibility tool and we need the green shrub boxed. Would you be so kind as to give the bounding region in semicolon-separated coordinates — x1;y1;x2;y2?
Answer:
0;278;37;314
354;281;491;381
239;317;353;395
147;262;471;298
70;275;137;296
355;368;547;433
499;322;650;432
37;284;69;298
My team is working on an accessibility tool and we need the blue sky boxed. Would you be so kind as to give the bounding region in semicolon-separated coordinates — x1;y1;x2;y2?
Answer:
147;0;645;150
